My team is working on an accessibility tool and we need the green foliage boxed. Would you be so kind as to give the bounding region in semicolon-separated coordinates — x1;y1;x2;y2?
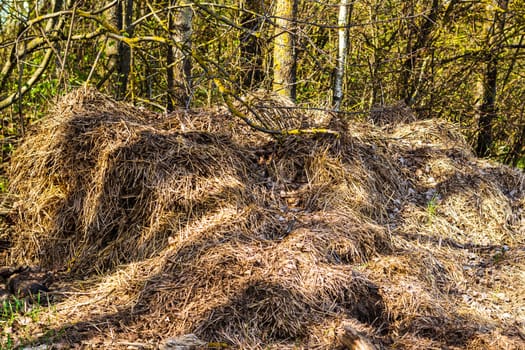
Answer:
492;246;509;264
1;298;25;323
0;297;25;349
0;334;13;350
0;177;8;193
427;192;441;224
517;158;525;170
0;294;48;349
0;0;523;164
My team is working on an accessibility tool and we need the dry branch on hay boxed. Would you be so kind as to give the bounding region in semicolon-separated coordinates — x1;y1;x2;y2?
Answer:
4;88;525;349
233;89;305;131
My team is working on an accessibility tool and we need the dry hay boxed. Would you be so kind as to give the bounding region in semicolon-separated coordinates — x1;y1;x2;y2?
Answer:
4;88;525;349
233;89;306;132
370;100;417;128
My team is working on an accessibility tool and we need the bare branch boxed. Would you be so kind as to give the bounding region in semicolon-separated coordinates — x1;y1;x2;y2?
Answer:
0;49;54;110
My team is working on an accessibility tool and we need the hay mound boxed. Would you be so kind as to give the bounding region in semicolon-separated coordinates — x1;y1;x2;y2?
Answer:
234;89;305;131
6;89;525;349
9;89;252;273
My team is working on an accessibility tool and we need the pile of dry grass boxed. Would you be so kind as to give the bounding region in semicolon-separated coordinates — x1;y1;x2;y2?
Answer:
5;88;525;349
233;89;306;131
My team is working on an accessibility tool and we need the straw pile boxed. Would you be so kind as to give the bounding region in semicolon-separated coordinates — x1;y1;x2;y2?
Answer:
233;89;305;131
5;88;525;349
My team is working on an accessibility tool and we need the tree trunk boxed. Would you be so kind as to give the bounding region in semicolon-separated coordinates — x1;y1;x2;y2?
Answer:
239;0;265;90
105;0;133;100
167;2;193;110
272;0;297;100
476;58;498;157
333;0;352;111
399;0;440;106
505;124;525;166
475;0;508;157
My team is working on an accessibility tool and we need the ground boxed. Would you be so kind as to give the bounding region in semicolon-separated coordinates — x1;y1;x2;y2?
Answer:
0;89;524;349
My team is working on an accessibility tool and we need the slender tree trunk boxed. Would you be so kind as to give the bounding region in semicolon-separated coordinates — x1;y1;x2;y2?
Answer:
505;124;525;166
476;58;498;157
272;0;297;100
239;0;265;90
365;3;381;109
105;0;134;100
333;0;352;111
475;0;508;157
167;2;193;110
399;0;439;106
117;0;133;100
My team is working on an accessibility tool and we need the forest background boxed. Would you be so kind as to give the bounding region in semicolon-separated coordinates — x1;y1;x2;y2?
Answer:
0;0;524;169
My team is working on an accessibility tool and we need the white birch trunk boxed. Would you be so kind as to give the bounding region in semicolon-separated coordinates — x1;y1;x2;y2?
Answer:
333;0;351;111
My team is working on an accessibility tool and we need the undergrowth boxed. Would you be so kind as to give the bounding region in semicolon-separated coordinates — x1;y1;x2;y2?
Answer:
0;295;49;350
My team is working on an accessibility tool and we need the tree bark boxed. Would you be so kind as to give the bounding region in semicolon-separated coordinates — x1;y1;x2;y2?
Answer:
475;0;509;157
272;0;297;101
167;2;193;110
399;0;440;106
239;0;265;90
333;0;352;111
105;0;133;100
476;58;498;157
